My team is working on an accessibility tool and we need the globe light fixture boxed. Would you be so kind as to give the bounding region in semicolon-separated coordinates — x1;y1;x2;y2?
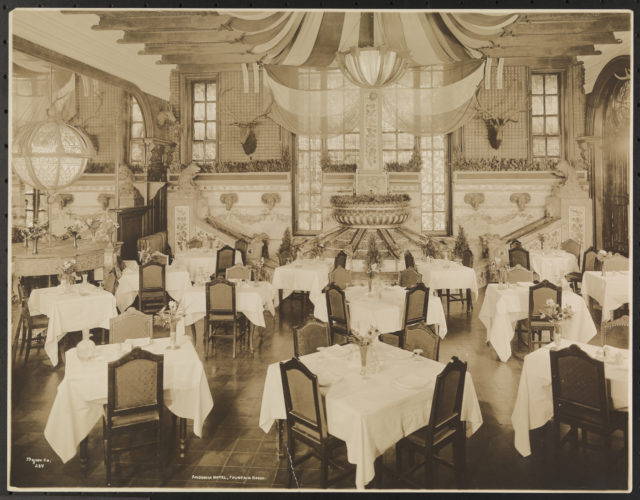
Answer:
337;46;408;89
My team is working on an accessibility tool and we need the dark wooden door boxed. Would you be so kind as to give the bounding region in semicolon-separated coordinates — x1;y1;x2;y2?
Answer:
601;77;630;255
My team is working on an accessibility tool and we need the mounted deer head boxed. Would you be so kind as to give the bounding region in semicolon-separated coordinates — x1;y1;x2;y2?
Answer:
219;88;272;157
473;95;526;150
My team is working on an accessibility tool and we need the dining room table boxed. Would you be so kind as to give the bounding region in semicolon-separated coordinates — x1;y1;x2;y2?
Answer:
478;282;597;362
28;282;118;367
415;258;479;300
259;340;483;489
314;284;448;338
175;280;279;346
114;262;192;312
172;248;244;283
44;335;214;467
581;270;630;323
511;339;629;457
271;258;332;317
528;249;579;282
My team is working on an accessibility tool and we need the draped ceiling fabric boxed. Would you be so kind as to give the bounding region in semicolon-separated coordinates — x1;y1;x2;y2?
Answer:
216;11;519;136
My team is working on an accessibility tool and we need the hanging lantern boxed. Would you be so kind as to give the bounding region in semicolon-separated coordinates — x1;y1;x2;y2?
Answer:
337;46;408;89
12;119;95;193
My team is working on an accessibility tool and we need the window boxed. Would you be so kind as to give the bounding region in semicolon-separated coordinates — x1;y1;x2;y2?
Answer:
24;188;45;227
531;73;561;161
129;96;146;165
191;81;217;163
295;136;323;233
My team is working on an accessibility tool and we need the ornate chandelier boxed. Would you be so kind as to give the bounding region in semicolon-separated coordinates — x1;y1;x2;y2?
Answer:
337;46;408;89
12;119;95;193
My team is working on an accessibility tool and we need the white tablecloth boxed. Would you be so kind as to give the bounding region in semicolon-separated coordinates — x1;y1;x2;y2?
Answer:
511;339;629;457
115;265;192;312
44;336;213;464
28;284;118;366
173;249;243;282
478;284;597;362
272;259;331;315
314;285;447;338
259;342;483;489
529;250;579;282
176;281;278;337
581;271;630;322
415;259;479;299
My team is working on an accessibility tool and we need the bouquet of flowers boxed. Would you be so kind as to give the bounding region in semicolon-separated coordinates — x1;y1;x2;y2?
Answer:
539;299;574;322
365;236;382;274
422;237;439;259
156;301;187;348
348;326;379;347
94;217;119;244
538;233;547;250
83;216;102;240
65;220;84;246
308;238;325;259
59;259;78;287
20;222;48;242
596;250;614;263
251;257;265;282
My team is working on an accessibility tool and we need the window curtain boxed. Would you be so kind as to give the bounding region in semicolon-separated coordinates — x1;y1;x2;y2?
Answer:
263;66;360;136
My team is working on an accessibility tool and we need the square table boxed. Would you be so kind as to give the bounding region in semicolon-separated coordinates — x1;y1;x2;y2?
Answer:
44;336;213;465
314;284;448;338
271;259;332;316
115;264;192;312
415;259;479;300
511;340;629;457
478;283;597;362
259;341;483;489
28;284;118;366
581;270;630;322
173;248;244;282
529;249;579;282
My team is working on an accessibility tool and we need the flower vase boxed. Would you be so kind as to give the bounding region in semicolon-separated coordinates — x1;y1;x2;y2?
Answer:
76;329;96;361
167;320;180;350
553;321;563;346
359;344;369;377
32;237;39;255
72;235;78;248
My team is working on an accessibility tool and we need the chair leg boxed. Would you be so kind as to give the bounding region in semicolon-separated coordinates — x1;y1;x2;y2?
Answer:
232;322;237;359
553;419;561;451
321;450;329;488
446;291;450;316
424;450;435;488
190;324;197;345
453;429;466;487
24;325;33;364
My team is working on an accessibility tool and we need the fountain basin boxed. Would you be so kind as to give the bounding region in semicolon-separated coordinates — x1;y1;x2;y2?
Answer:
331;194;410;228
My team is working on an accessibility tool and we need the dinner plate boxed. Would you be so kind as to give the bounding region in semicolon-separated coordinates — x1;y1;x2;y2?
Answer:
393;375;431;391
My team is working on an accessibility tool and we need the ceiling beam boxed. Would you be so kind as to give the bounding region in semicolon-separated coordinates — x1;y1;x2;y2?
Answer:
494;31;620;48
506;18;631;35
159;53;262;65
118;30;246;45
92;13;232;31
178;63;244;73
483;45;602;58
139;42;253;56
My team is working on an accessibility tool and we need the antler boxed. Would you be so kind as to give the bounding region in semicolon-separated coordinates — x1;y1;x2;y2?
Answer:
501;104;528;124
219;87;272;127
472;94;497;122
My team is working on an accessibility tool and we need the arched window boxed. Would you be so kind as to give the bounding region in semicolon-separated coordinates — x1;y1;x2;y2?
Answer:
129;95;146;165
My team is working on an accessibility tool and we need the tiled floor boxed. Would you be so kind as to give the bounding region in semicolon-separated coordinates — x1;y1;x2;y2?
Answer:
9;290;629;491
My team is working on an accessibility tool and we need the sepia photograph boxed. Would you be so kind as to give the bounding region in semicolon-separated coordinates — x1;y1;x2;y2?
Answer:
6;7;632;492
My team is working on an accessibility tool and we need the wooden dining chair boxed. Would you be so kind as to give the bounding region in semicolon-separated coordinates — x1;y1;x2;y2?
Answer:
601;314;629;349
561;239;581;267
14;277;48;364
205;277;247;359
565;246;598;292
333;250;347;270
279;357;355;488
445;249;474;316
328;266;351;290
550;344;627;458
509;246;530;270
382;282;430;349
225;264;253;281
507;264;534;284
235;239;248;265
403;322;440;361
395;356;467;488
602;254;629;272
323;283;350;345
138;262;167;314
109;308;153;344
399;267;423;288
292;318;331;357
517;280;561;352
103;347;164;486
509;239;523;249
215;245;236;278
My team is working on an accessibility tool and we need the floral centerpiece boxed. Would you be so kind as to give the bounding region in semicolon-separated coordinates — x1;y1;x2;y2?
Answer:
308;237;325;260
83;216;102;241
58;259;78;291
94;217;119;244
422;237;439;260
65;220;84;248
538;233;547;250
349;326;380;377
155;300;187;349
251;256;266;282
539;299;574;344
365;235;382;293
20;222;48;254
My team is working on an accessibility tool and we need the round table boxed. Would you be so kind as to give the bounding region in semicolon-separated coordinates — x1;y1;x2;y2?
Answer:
529;250;579;282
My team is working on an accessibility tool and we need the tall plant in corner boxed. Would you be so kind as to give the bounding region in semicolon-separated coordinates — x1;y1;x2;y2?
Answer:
278;227;294;265
453;225;470;261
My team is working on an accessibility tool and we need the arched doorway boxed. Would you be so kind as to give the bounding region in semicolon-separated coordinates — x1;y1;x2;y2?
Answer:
587;56;630;255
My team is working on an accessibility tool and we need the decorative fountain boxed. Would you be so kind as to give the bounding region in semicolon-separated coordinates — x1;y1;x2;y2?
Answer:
331;193;410;228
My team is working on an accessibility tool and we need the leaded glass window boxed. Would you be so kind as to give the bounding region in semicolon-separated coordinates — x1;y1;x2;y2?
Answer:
191;81;217;163
129;96;146;165
531;73;561;160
